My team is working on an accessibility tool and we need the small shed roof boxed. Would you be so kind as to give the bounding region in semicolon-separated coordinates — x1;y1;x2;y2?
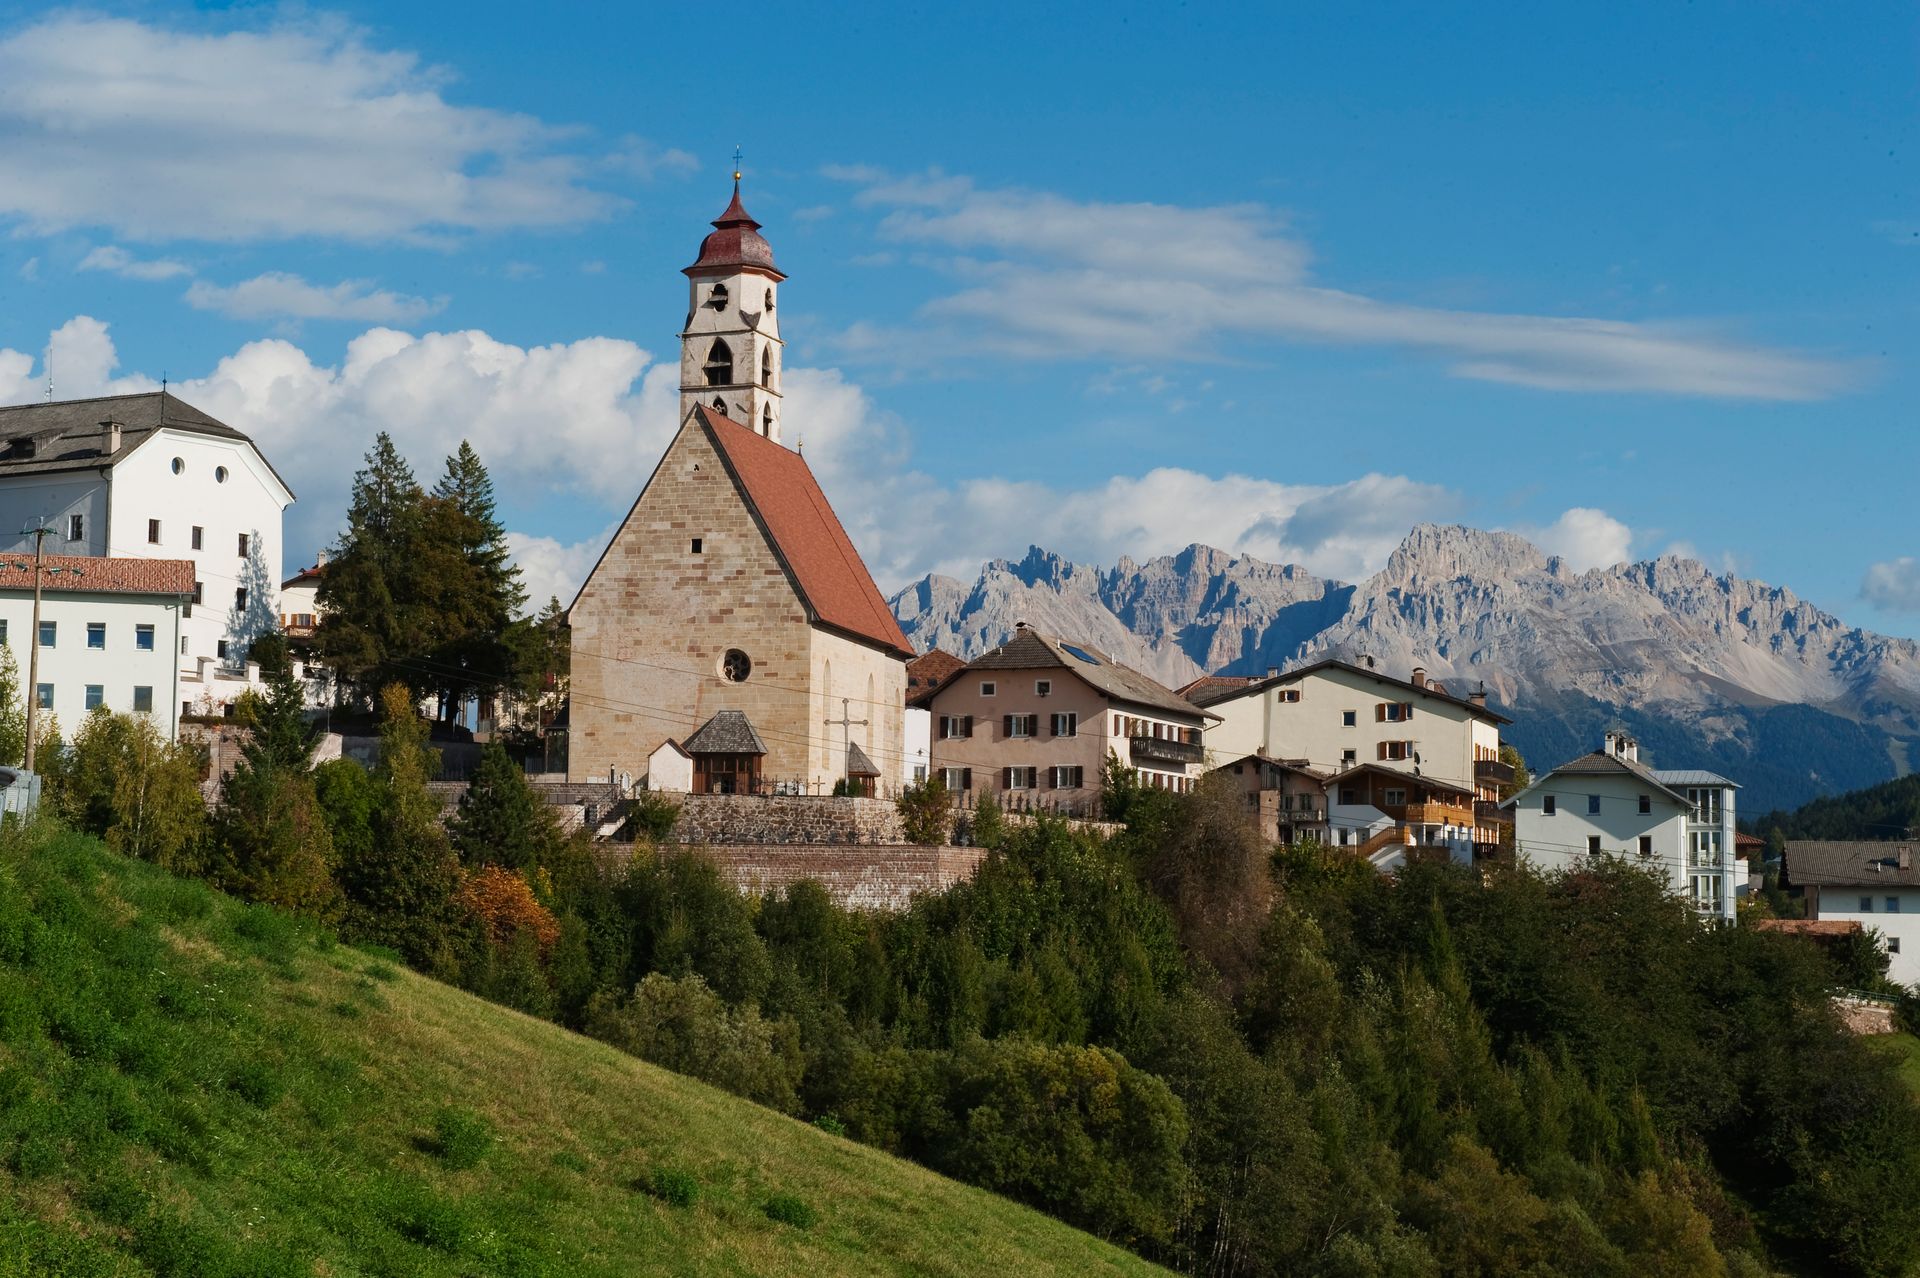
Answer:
682;710;768;756
845;741;881;778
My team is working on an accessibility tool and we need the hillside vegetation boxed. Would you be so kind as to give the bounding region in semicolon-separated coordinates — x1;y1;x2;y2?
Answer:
0;824;1162;1277
1753;771;1920;842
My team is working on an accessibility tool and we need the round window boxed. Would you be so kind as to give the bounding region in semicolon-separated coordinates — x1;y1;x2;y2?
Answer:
170;457;184;474
721;649;751;683
215;466;229;483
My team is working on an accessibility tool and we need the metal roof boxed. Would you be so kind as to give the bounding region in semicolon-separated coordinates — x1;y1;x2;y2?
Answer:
1650;768;1739;789
1784;841;1920;889
0;391;294;497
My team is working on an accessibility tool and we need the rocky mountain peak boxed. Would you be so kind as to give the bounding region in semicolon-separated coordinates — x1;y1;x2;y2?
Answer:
1380;523;1549;587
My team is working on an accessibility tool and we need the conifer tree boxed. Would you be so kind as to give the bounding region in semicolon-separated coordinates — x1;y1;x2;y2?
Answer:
449;741;556;870
314;433;430;703
422;441;527;716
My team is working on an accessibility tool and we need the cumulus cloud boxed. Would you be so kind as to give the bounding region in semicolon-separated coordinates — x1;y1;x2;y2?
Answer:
0;316;1630;610
186;273;445;323
1520;507;1634;572
0;14;626;242
1863;558;1920;612
78;245;191;281
831;170;1853;401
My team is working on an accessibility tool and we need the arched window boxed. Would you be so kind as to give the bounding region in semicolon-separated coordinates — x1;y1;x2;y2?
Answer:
704;338;733;386
762;404;774;433
760;346;772;387
707;283;729;311
765;287;774;311
711;396;726;414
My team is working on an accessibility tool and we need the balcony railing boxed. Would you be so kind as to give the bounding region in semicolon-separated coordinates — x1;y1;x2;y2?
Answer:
1130;735;1204;768
1381;801;1475;828
1474;800;1512;827
1474;758;1516;787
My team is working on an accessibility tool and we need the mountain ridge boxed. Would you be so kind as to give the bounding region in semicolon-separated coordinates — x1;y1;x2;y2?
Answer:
889;523;1920;813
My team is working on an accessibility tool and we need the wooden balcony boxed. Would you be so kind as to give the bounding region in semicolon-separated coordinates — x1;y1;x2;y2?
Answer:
1381;800;1474;827
1474;800;1512;827
1475;758;1516;787
1130;735;1203;768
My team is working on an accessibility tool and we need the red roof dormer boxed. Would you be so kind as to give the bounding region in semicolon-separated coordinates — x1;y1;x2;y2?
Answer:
684;181;786;281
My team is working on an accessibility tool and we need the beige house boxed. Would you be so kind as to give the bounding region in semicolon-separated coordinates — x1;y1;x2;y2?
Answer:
917;624;1213;811
567;182;912;790
1214;754;1330;845
1191;658;1512;852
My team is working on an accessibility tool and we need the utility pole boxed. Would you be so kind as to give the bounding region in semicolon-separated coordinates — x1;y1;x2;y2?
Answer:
15;525;68;772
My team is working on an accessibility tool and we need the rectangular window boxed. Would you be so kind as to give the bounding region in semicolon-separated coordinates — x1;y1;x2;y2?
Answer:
979;680;996;697
942;767;970;792
1861;896;1875;912
66;513;83;541
938;715;974;740
192;581;204;606
1050;712;1077;737
132;686;153;713
135;624;154;652
191;526;203;550
235;587;248;612
217;639;229;660
86;622;105;650
84;684;103;711
1342;710;1357;727
147;518;161;543
36;684;52;710
1277;689;1300;703
1002;766;1036;791
1050;765;1085;789
1588;794;1601;815
1004;714;1035;739
1639;794;1651;814
238;533;250;557
1639;835;1653;857
1543;795;1557;815
1341;748;1357;766
1339;786;1359;805
1587;835;1601;855
0;619;7;645
1892;938;1904;954
1889;897;1901;914
38;620;55;648
1035;679;1051;696
690;537;703;554
1383;787;1407;806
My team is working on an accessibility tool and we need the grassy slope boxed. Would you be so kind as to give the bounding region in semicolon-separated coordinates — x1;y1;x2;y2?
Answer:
0;828;1164;1277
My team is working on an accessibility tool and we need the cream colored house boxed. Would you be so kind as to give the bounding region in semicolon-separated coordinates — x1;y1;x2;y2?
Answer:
567;182;912;790
1192;658;1511;851
917;625;1214;811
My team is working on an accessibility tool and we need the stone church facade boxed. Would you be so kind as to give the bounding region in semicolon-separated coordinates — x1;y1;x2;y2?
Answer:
567;180;912;790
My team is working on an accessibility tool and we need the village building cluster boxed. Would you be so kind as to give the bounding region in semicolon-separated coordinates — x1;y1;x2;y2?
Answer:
0;176;1769;927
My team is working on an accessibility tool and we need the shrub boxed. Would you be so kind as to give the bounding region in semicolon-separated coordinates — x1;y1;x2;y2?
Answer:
623;791;681;842
586;973;803;1113
896;777;952;846
812;1112;847;1138
645;1167;698;1207
762;1193;817;1229
430;1107;495;1170
455;866;561;956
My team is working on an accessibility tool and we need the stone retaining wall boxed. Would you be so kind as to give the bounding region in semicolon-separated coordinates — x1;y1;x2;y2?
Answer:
669;793;905;845
688;843;988;911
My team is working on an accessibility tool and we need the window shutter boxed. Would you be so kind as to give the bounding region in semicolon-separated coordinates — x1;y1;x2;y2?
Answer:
1376;703;1386;722
963;715;973;738
1377;741;1388;761
1002;714;1013;738
1044;767;1055;790
1001;766;1012;790
961;768;972;791
1027;714;1039;736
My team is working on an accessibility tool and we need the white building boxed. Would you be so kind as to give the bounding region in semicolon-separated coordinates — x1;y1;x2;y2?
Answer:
1507;731;1740;922
0;393;296;690
1784;841;1920;987
279;559;324;639
1192;657;1513;853
0;553;193;740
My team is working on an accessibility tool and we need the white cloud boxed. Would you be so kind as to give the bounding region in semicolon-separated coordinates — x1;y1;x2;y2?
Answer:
1520;507;1633;572
0;14;622;242
186;272;445;323
78;245;191;281
602;136;699;180
0;317;1631;609
1863;558;1920;612
832;170;1853;401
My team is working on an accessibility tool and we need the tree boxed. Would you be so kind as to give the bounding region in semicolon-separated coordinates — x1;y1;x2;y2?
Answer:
1497;743;1530;800
314;433;431;703
0;645;25;767
449;742;557;870
421;442;528;718
897;776;952;845
335;684;464;967
235;651;316;774
107;717;208;874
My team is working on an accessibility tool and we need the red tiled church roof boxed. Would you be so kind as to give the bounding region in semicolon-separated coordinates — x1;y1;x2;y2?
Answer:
697;405;913;659
0;552;194;596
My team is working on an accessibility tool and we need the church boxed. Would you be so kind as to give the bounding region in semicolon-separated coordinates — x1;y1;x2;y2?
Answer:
567;177;913;792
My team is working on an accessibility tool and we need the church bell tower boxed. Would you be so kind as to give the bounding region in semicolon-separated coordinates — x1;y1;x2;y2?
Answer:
681;165;786;442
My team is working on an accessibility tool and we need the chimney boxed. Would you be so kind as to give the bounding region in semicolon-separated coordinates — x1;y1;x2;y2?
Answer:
315;550;329;567
1411;666;1427;689
1901;847;1913;871
100;419;122;454
1014;620;1030;632
1603;730;1639;762
1469;681;1487;708
1266;666;1278;679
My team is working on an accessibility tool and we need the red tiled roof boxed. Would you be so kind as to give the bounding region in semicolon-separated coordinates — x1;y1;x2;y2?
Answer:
281;562;326;590
0;552;194;597
907;648;967;692
1752;919;1863;938
698;405;913;658
1176;674;1261;700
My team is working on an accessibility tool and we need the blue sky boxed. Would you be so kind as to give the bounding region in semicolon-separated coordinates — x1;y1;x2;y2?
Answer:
0;2;1914;637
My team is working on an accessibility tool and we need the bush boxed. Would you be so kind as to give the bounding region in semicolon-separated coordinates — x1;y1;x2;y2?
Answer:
896;777;952;846
762;1193;817;1229
586;973;803;1113
430;1107;495;1170
622;791;681;842
644;1167;698;1207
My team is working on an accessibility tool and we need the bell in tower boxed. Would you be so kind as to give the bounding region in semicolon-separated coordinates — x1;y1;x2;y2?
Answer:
681;165;786;442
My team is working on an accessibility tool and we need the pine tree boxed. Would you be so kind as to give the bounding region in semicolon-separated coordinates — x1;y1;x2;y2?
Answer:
422;441;527;717
314;433;430;703
449;741;556;870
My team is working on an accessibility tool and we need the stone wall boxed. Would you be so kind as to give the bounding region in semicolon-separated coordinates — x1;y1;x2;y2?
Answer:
671;793;904;845
689;843;987;912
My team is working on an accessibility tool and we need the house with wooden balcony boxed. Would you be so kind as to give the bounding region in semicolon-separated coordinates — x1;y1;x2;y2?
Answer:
1505;731;1741;923
914;623;1215;811
1212;754;1330;845
1188;656;1513;852
1324;762;1480;868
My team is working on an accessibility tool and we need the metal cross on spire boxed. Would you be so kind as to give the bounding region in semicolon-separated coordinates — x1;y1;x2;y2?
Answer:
733;144;743;183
